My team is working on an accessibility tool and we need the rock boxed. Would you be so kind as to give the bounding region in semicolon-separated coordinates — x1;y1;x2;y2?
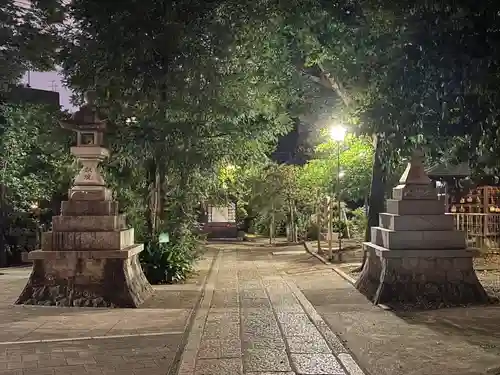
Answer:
49;285;61;298
56;298;69;306
91;297;105;307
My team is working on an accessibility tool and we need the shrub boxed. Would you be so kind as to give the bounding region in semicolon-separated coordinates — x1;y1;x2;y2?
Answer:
348;207;367;241
140;233;201;284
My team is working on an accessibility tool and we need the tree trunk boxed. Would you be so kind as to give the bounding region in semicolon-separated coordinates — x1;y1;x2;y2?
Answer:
0;184;6;267
354;134;388;272
145;158;157;240
316;193;322;253
289;201;296;242
269;204;275;244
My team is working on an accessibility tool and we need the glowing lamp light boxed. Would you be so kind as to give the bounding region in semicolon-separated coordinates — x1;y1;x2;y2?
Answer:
329;125;347;142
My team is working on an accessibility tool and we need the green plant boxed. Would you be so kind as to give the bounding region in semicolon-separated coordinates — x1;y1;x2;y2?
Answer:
140;234;201;284
348;207;367;241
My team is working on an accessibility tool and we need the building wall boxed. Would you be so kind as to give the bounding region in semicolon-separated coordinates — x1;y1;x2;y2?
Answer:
209;204;236;223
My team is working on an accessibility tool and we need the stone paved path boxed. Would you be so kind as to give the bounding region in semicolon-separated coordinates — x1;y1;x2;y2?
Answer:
0;251;216;375
178;245;365;375
6;241;498;375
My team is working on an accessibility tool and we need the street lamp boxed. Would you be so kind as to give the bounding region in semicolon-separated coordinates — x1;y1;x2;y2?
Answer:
330;125;347;261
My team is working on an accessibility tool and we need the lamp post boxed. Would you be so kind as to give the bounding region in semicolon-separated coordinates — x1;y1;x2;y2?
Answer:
329;125;347;262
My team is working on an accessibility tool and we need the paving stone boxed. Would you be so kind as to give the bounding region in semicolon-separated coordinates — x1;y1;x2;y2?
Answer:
276;313;311;326
338;353;365;375
243;349;291;372
195;358;243;375
0;370;22;375
280;322;319;337
201;321;240;340
315;323;348;355
240;289;268;299
198;338;242;359
242;317;281;338
240;298;272;309
242;336;286;350
286;335;331;354
290;353;345;375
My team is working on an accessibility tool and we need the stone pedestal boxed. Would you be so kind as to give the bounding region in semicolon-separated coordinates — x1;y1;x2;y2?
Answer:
355;151;488;308
16;92;152;308
16;200;153;307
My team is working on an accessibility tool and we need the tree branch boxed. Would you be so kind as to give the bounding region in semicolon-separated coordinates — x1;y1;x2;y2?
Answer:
317;62;353;107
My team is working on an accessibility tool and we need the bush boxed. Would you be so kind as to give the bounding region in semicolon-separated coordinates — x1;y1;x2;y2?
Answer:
140;234;201;284
348;207;367;241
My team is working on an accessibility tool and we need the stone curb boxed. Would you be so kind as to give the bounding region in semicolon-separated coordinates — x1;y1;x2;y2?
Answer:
283;276;368;375
173;251;221;375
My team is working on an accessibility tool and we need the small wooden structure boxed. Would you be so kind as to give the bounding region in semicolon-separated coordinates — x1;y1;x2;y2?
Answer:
427;162;500;250
201;201;238;238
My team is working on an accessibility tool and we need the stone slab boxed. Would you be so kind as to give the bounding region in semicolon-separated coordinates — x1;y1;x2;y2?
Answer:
379;213;454;231
371;226;465;249
70;145;109;158
386;199;444;215
363;242;478;258
52;215;126;232
27;244;143;260
61;200;119;216
392;184;437;201
45;228;134;251
68;187;112;201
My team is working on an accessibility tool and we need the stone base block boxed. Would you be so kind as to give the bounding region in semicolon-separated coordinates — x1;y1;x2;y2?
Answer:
386;199;444;215
52;215;127;232
15;245;153;308
379;213;454;231
42;228;134;251
371;226;466;249
355;242;489;309
61;200;119;216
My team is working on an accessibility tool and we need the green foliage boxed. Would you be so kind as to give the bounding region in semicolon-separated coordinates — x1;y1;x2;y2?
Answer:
348;207;368;241
0;0;62;85
140;235;200;284
0;104;73;210
53;0;308;278
301;134;374;201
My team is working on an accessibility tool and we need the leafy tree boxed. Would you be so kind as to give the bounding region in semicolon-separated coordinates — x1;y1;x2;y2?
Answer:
301;134;374;203
55;0;307;281
0;103;73;266
0;0;63;86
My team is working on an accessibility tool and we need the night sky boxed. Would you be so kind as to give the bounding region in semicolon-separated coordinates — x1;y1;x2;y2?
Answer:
21;71;75;111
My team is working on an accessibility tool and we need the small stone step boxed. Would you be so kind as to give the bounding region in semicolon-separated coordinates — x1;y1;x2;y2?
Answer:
52;215;127;232
371;226;466;250
386;199;444;215
379;213;454;231
42;228;135;251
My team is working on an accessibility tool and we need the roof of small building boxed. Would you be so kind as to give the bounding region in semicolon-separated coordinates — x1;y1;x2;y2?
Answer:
425;162;470;177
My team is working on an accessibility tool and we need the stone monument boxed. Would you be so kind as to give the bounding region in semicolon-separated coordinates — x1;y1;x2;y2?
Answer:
16;91;153;307
355;150;489;308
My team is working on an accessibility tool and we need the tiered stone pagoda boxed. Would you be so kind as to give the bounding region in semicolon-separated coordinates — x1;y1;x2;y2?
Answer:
16;91;152;308
355;150;489;308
